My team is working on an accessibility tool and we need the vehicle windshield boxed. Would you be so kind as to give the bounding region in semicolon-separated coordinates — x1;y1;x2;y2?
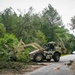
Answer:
42;44;48;48
43;43;55;51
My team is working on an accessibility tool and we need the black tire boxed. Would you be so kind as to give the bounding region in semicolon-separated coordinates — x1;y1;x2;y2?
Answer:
53;53;60;62
34;53;43;62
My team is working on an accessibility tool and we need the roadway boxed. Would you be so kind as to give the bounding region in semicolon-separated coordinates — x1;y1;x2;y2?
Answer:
23;54;75;75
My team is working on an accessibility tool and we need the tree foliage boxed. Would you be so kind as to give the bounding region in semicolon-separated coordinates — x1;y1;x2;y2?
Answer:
70;16;75;29
0;4;75;64
0;23;6;37
41;4;63;42
0;33;18;61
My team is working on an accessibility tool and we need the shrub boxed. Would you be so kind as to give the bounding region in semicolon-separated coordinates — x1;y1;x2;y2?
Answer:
16;48;31;62
0;61;25;70
0;33;18;61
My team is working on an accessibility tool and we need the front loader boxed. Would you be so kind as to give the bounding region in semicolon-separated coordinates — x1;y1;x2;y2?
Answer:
15;38;67;62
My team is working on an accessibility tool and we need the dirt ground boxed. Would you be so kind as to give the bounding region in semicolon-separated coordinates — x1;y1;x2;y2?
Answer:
71;61;75;74
0;63;48;75
0;61;75;75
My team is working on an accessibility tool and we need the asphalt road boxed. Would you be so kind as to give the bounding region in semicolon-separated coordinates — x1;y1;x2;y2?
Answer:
23;54;75;75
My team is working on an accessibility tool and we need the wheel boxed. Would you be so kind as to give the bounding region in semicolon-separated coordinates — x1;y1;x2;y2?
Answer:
34;53;43;62
53;53;60;62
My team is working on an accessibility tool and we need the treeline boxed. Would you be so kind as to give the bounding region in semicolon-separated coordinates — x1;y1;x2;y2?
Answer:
0;4;75;63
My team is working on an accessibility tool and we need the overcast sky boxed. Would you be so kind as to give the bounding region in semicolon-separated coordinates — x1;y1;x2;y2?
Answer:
0;0;75;35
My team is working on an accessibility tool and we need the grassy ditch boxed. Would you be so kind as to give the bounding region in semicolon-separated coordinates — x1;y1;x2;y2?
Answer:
0;61;38;75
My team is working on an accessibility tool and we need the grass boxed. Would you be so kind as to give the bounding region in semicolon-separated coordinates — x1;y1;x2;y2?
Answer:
61;54;70;56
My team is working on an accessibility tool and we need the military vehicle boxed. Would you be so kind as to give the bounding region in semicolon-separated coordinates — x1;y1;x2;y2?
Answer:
29;41;62;62
16;39;67;62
